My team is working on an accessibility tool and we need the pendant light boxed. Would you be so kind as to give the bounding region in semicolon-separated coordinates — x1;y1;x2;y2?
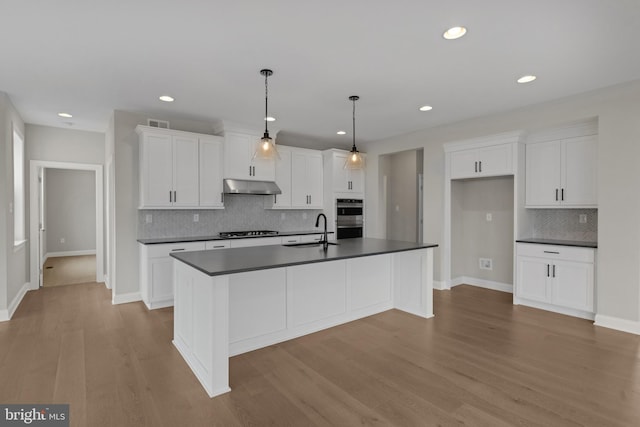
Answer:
344;95;365;169
253;68;279;160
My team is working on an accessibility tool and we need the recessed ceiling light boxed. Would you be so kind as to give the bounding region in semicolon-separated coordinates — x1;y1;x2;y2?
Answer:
419;105;433;112
264;116;276;122
57;112;73;118
159;95;174;102
443;26;467;40
517;75;537;84
337;131;346;135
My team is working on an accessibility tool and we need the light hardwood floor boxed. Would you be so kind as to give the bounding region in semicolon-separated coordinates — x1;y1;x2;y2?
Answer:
1;283;639;426
43;255;96;287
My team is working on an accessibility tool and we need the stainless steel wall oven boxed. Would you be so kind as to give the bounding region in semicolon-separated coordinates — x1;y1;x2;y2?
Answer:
336;198;363;239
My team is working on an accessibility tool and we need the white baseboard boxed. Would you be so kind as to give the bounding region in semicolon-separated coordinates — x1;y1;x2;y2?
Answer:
433;280;446;290
451;276;513;293
103;275;111;290
0;282;30;322
112;292;142;305
46;249;97;258
594;314;640;336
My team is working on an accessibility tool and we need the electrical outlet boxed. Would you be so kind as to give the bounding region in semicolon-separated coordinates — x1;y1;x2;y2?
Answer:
579;214;587;224
60;237;65;244
193;214;199;222
486;213;492;222
479;258;492;270
145;214;152;224
280;212;286;220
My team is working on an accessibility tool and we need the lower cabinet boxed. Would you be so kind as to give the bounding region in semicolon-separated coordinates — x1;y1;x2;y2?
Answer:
515;243;595;318
139;241;206;309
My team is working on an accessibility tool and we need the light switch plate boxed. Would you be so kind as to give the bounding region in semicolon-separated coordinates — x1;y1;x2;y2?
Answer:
579;214;587;224
486;213;492;222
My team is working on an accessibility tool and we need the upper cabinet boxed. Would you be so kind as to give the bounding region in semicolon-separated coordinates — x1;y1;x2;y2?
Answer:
223;131;275;181
323;149;365;195
449;143;514;179
526;130;597;208
137;125;224;209
199;136;225;208
268;145;323;209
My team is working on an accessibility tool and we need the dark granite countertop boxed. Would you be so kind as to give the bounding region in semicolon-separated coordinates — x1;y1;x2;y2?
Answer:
137;230;332;245
171;238;439;276
516;238;597;248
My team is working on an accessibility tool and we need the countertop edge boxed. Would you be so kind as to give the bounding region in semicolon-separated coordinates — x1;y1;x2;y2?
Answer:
138;230;334;245
516;239;597;249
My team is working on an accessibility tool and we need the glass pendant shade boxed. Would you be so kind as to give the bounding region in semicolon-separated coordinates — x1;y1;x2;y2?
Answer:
343;95;364;170
253;69;279;160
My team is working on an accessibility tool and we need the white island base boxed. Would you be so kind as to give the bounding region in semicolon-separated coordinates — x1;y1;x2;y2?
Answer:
173;247;434;398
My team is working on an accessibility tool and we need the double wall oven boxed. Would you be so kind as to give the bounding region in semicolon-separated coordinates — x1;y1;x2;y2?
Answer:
336;198;363;239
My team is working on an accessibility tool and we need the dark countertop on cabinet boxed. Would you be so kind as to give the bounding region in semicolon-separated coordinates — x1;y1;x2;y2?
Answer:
516;238;597;248
170;237;439;277
137;230;332;245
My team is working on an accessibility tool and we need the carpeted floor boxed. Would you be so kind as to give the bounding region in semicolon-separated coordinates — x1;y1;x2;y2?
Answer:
43;255;96;287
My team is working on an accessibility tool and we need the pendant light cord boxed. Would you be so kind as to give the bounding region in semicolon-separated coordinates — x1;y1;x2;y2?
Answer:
264;72;269;135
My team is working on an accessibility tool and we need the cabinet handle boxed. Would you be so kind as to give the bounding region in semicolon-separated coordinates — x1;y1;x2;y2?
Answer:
555;188;559;201
479;161;482;172
552;265;556;278
274;195;277;204
174;191;177;203
252;166;256;176
171;248;186;252
309;195;311;204
249;166;252;176
561;188;564;201
212;245;226;248
543;251;560;254
547;264;550;277
221;193;224;203
474;161;478;173
169;191;172;203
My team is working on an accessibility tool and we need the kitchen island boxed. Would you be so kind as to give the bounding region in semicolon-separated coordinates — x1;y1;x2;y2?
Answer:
171;237;438;397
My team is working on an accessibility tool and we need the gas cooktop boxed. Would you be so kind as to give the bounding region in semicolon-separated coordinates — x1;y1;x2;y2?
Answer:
218;230;279;238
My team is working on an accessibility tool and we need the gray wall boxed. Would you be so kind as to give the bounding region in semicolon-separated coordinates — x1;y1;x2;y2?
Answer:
451;177;514;284
26;124;105;164
384;149;421;242
0;92;27;315
45;169;96;254
364;79;640;324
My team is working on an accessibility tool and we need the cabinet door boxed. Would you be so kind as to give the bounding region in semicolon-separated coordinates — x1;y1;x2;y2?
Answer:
224;132;252;179
332;153;350;192
516;256;550;303
199;137;224;208
562;135;597;206
299;234;323;243
450;149;478;179
273;147;292;207
173;136;200;206
149;257;174;303
526;141;562;206
348;167;364;193
478;144;512;176
141;134;173;207
306;153;324;207
291;151;308;207
552;260;594;312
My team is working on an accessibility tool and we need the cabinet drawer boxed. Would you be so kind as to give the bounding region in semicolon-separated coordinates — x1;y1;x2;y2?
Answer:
205;240;231;250
146;241;206;258
516;243;594;263
281;236;302;244
299;234;324;243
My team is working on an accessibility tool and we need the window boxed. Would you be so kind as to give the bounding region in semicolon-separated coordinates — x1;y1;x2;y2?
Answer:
13;126;25;246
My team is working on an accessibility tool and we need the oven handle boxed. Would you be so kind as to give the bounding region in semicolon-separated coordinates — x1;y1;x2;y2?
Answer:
336;225;364;229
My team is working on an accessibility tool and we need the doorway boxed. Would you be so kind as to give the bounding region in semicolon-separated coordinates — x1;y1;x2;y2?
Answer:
380;149;424;243
29;161;104;290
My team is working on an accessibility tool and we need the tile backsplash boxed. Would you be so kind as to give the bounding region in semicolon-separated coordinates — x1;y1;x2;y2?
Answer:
138;194;323;239
529;209;598;242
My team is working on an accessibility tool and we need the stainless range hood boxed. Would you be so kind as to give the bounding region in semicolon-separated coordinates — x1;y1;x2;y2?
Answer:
223;178;282;195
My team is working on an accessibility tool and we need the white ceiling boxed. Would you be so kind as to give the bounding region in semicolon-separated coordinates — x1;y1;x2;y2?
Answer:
2;0;640;149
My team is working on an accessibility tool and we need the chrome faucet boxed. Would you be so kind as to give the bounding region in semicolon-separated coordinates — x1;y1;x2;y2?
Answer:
315;213;329;251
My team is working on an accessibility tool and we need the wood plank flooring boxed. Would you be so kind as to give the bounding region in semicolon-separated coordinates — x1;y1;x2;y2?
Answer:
1;283;639;426
43;255;96;287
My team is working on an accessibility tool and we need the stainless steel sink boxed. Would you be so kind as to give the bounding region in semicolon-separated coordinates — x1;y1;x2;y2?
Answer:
283;241;339;248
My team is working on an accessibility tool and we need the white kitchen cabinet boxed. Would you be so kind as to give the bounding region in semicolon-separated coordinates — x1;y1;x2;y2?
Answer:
229;236;282;248
272;146;292;208
138;127;200;208
199;136;225;209
515;243;595;318
299;234;324;243
223;131;275;181
323;149;365;194
449;143;513;179
525;135;597;207
291;149;323;208
280;235;302;244
205;240;231;250
139;241;205;309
